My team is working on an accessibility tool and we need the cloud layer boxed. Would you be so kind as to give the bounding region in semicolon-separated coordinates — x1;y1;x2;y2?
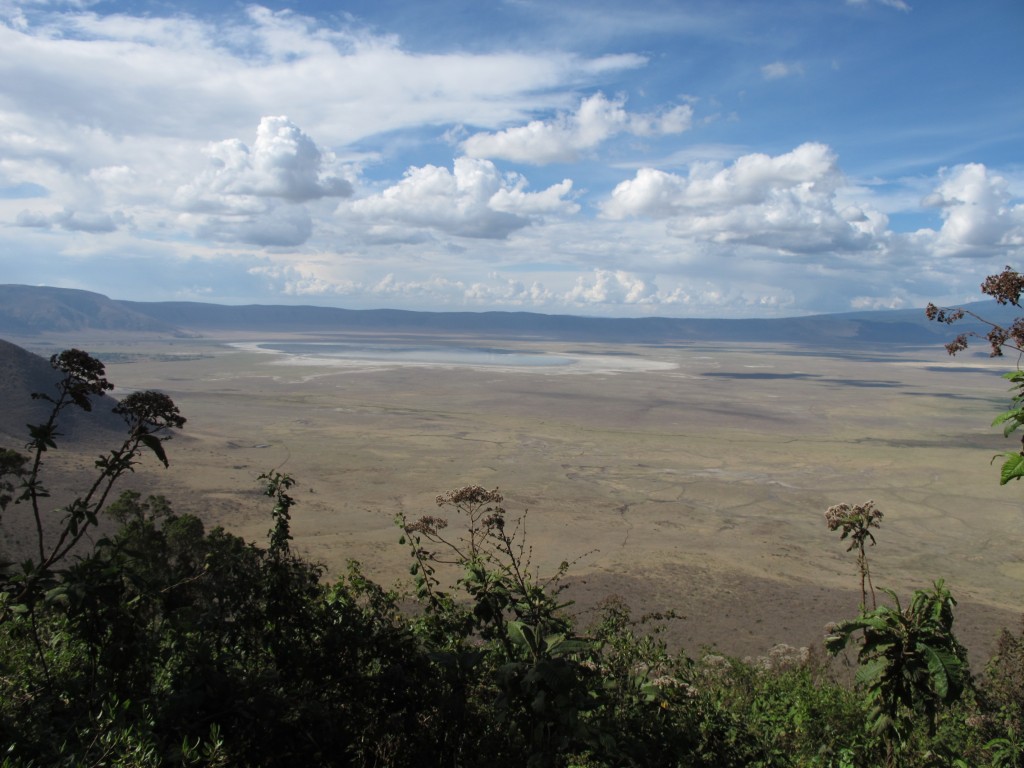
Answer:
0;1;1020;317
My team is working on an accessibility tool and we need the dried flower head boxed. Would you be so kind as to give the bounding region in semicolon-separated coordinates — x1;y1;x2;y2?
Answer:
925;303;965;325
405;515;448;536
435;486;503;507
981;266;1024;307
825;500;883;545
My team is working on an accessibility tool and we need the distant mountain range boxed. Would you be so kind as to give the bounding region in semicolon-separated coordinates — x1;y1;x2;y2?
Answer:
0;283;1015;346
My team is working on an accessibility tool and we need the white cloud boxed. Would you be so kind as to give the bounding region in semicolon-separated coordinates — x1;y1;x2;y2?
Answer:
489;179;577;216
0;6;642;147
16;206;127;233
846;0;911;11
567;268;659;305
0;1;1017;320
601;142;888;255
170;116;351;247
176;116;351;210
463;92;693;165
761;61;804;80
923;163;1024;257
850;294;909;310
464;274;554;306
182;206;314;248
347;157;578;239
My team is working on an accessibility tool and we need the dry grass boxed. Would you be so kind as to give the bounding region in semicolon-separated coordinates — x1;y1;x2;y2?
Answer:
4;331;1021;663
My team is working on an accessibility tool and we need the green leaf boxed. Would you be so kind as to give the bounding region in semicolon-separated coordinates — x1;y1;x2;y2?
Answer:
855;657;887;688
508;620;539;655
551;637;591;656
921;644;964;702
998;452;1024;484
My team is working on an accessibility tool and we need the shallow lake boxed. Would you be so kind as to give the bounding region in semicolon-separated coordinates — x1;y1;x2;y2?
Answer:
252;341;577;368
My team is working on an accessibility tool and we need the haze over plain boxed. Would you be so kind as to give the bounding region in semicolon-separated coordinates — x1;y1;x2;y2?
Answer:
0;0;1021;317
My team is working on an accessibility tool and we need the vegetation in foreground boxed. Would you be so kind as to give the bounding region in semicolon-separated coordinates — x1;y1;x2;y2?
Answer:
3;270;1024;766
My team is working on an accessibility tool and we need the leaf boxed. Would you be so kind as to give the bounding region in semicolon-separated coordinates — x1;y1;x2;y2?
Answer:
139;433;169;467
549;637;591;657
920;644;964;702
993;410;1024;435
998;452;1024;484
855;657;887;688
507;620;539;655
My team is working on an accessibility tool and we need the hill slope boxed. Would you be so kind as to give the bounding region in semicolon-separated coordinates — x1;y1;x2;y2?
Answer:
0;285;175;335
0;283;1015;346
0;339;125;445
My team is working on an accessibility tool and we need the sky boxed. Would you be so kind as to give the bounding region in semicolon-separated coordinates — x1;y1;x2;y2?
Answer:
0;0;1021;318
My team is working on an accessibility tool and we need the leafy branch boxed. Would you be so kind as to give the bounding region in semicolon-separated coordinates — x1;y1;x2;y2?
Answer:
927;265;1024;487
826;580;969;766
0;350;185;614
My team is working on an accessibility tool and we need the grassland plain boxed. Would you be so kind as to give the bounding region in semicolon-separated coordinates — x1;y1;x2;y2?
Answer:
7;331;1022;662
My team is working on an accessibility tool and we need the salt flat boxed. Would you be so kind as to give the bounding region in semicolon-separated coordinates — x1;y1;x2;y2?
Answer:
11;332;1021;661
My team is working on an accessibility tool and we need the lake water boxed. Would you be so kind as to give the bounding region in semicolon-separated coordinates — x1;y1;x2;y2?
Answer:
230;340;678;374
252;341;577;368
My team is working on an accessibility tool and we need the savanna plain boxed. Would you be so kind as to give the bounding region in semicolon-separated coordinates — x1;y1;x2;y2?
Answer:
10;331;1023;663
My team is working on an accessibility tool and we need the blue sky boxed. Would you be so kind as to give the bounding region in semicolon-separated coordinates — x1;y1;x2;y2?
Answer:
0;0;1021;317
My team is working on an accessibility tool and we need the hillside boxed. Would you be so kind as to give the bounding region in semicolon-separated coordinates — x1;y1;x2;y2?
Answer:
0;285;175;335
0;339;124;445
0;283;1014;346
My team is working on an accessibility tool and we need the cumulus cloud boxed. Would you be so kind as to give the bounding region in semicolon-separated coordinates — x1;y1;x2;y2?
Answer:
463;92;693;165
253;266;560;308
348;157;579;239
566;269;659;305
176;116;351;212
171;117;350;246
465;274;554;306
923;163;1024;257
601;142;888;255
2;2;1017;320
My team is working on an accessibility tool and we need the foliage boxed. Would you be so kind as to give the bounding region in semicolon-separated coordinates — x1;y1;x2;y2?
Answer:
991;370;1024;484
825;580;970;766
0;349;185;621
400;486;596;766
927;265;1024;485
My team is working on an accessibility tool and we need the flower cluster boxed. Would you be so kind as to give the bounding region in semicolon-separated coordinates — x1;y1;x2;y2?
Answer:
825;500;883;549
405;515;448;536
435;486;503;507
926;268;1024;356
981;266;1024;307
